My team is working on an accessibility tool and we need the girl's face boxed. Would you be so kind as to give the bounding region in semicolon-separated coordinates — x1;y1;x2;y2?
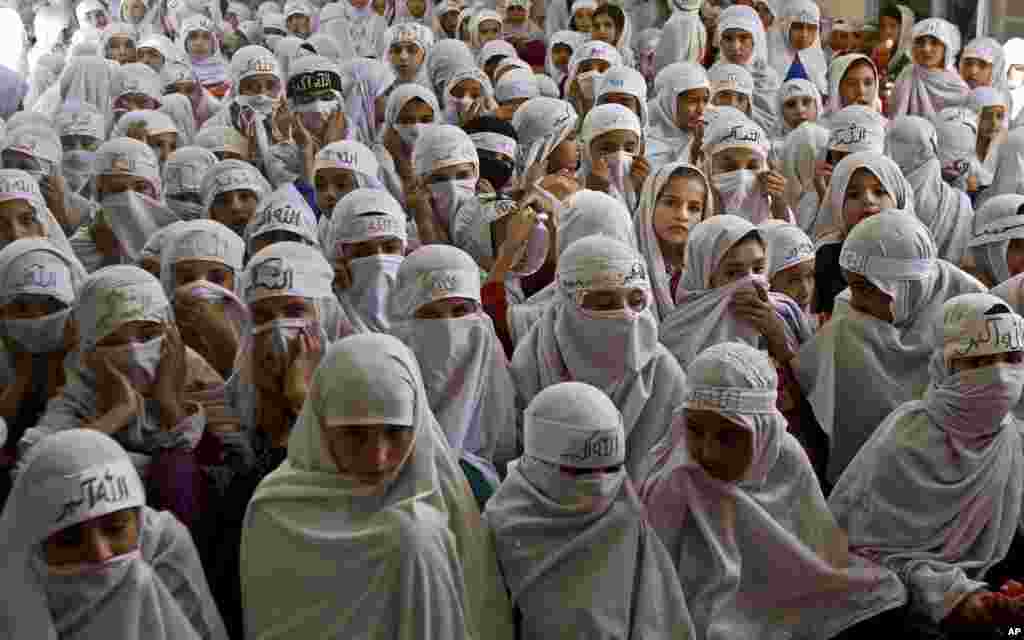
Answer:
342;235;404;259
406;0;426;18
415;297;478;319
0;199;44;247
712;90;751;115
552;44;572;71
323;423;415;485
838;60;876;107
174;258;235;289
506;6;527;24
592;12;618;45
451;78;483;100
107;36;137;64
478;19;502;44
210;188;260;232
315;168;358;214
188;31;214;57
548;137;579;174
396;98;434;125
124;0;146;19
653;174;706;250
685;409;754;483
842;167;894;232
441;10;460;34
721;29;754;66
675;88;709;131
427;161;477;184
590;130;640;160
711;147;763;175
709;238;767;288
1007;239;1024;280
789;23;817;50
770;259;815;311
389;42;425;81
45;508;140;567
782;95;817;129
573;9;593;33
287;14;312;37
913;35;946;70
579;287;648;313
829;29;852;54
978;105;1007;139
239;73;280;96
960;56;994;89
844;270;893;323
879;15;901;46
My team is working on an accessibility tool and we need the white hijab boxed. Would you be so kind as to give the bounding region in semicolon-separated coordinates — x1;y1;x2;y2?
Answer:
767;0;826;96
982;127;1024;205
654;12;706;74
885;115;974;264
645;62;708;174
888;18;969;120
779;121;829;231
968;193;1024;286
640;342;907;640
240;333;515;640
715;4;780;133
829;293;1024;624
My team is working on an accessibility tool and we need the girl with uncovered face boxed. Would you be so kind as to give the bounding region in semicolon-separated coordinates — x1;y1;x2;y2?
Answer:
825;54;882;120
887;17;969;120
640;342;908;640
969;86;1011;191
714;4;781;134
767;0;826;97
775;77;821;141
795;212;986;486
177;15;230;99
240;333;514;640
830;294;1024;634
644;62;708;174
0;430;227;639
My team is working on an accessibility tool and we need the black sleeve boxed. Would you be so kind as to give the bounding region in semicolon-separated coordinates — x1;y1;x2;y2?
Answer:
813;243;846;315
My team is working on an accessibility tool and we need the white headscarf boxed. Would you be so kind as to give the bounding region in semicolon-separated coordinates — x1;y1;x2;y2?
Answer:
0;169;76;261
380;22;434;86
245;183;320;253
240;333;515;640
775;77;822;138
545;30;583;91
339;58;397;146
0;429;228;640
829;292;1024;624
634;162;713;320
640;342;907;640
510;96;578;178
511;234;684;480
327;188;407;333
578;103;643;212
885;116;974;264
484;381;696;638
968;193;1024;286
321;1;385;59
779;121;828;230
982;127;1024;204
795;212;987;484
811;151;914;247
426;38;475;97
767;0;826;96
440;65;494;125
199;159;272;212
389;244;517;470
162;147;218;220
888;18;969;120
654;12;705;74
715;4;779;133
645;63;708;174
56;56;115;118
825;53;881;115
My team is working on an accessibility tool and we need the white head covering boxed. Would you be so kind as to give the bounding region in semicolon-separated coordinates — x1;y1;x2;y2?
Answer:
495;68;539;105
313;140;386;231
389;244;516;467
825;53;881;115
829;292;1024;624
565;40;622;107
888;18;969;120
511;96;578;178
441;65;494;125
715;4;780;133
0;170;76;260
427;38;476;97
759;219;814;281
241;333;514;640
654;12;706;73
825;104;887;155
645;62;708;173
2;126;62;175
578;103;643;211
776;78;822;137
545;31;583;90
707;61;754;111
811;151;914;247
767;0;826;96
112;63;163;114
983;127;1024;203
379;22;434;83
243;240;334;304
962;37;1009;94
779;121;828;229
633;162;713;320
469;10;504;51
885;115;974;263
968;194;1024;285
199;159;272;210
476;38;518;68
412;123;479;179
0;238;85;308
58;57;115;117
158;218;244;295
595;65;648;127
158;94;197;146
0;429;228;640
484;380;695;637
245;183;320;253
112;109;179;141
641;342;907;639
162;147;218;219
796;212;987;483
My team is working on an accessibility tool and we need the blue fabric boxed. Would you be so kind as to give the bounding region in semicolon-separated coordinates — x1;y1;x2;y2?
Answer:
293;179;321;219
785;53;809;83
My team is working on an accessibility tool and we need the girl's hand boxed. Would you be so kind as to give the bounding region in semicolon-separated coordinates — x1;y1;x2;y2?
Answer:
84;349;140;433
759;169;787;198
153;324;188;424
732;282;794;363
283;331;323;414
587;154;612;192
630;154;651;193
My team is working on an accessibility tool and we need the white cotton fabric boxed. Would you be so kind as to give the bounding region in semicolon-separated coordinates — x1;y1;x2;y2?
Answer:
389;244;517;468
811;151;914;247
962;37;1009;95
240;333;514;640
595;66;648;126
158;219;244;296
825;105;887;156
0;238;84;309
245;183;320;252
412;123;479;179
244;240;334;304
511;96;578;178
634;162;714;320
0;429;228;640
426;39;475;97
968;193;1024;285
565;40;622;103
885;116;973;264
654;13;705;74
829;293;1024;624
640;342;908;640
715;4;780;134
163;147;218;200
159;94;198;146
511;235;685;481
0;170;76;261
767;0;827;96
825;54;880;115
199;159;272;210
935;113;979;193
646;63;708;174
578;103;643;212
795;212;987;484
779;121;829;231
700;109;776;224
484;381;696;639
888;18;969;120
760;220;814;280
776;78;822;138
440;65;494;126
982;127;1024;204
113;110;179;140
495;68;539;104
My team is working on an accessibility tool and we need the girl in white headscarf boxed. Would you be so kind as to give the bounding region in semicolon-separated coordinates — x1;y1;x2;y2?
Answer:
640;342;908;640
779;122;829;232
590;2;635;68
485;380;696;639
0;239;86;460
654;13;705;75
887;18;969;120
240;332;515;640
0;429;228;640
468;9;504;53
321;1;385;59
118;0;165;39
634;162;714;320
967;193;1024;288
545;30;583;95
100;23;140;66
433;0;465;39
389;244;518;483
440;65;496;127
381;22;434;87
776;78;822;143
715;4;780;134
810;151;914;317
378;84;441;198
510;96;579;181
427;38;476;98
960;37;1009;97
830;293;1024;634
795;212;986;486
767;0;826;96
970;87;1011;193
981;127;1024;205
409;123;479;244
885;115;974;264
313;140;390;242
114;110;182;168
564;40;622;121
2;125;84;234
199;159;272;239
245;184;320;256
178;15;230;100
0;6;28;76
0;170;77;261
579;103;646;213
327;188;406;333
645;63;708;174
511;235;685;482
